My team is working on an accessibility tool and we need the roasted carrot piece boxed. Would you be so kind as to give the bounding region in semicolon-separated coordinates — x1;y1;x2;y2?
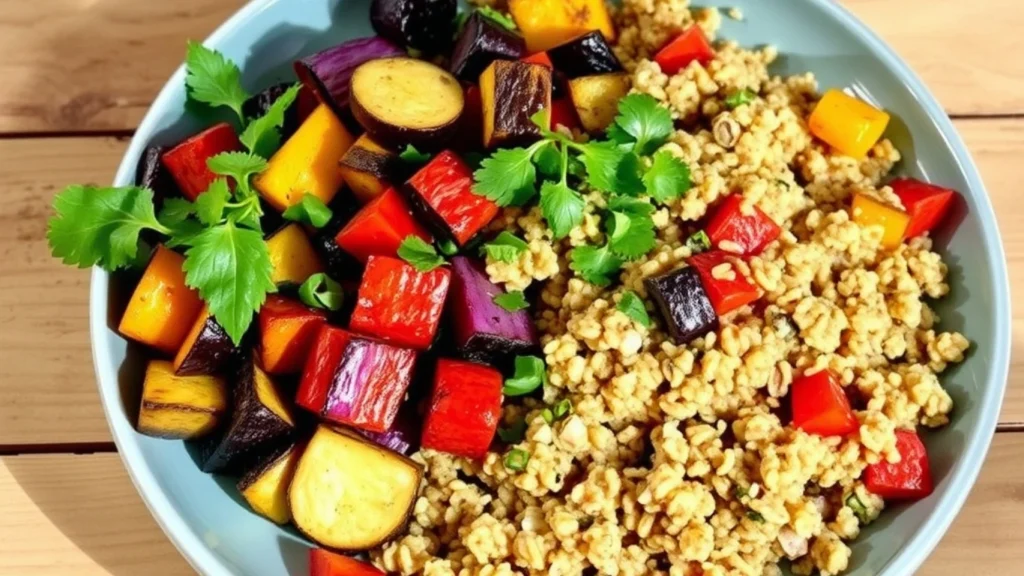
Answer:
259;295;328;375
119;246;203;355
508;0;615;53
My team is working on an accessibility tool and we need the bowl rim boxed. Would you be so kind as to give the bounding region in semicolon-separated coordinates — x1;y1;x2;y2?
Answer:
88;0;1012;574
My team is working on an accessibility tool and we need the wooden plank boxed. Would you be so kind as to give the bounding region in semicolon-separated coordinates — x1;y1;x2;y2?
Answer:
1;118;1022;446
0;452;192;575
0;0;1022;134
0;434;1021;574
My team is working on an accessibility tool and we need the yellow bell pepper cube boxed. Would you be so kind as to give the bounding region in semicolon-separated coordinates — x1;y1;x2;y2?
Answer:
255;104;355;211
851;193;910;250
508;0;616;53
809;89;890;159
265;223;324;286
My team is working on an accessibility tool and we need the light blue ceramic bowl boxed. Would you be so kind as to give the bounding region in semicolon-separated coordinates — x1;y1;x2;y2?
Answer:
89;0;1010;574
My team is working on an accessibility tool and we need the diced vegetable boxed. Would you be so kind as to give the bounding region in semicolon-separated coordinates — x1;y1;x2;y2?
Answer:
336;187;431;263
889;177;957;239
294;37;405;121
259;295;328;375
508;0;616;53
568;72;630;133
118;246;203;355
687;250;760;316
454;85;485;153
548;31;623;79
370;0;457;53
450;11;527;82
350;57;464;149
297;325;351;415
359;413;419;455
449;256;539;364
289;426;423;551
173;305;236;376
135;144;177;200
310;548;386;576
864;429;934;500
403;151;499;246
550;98;581;131
790;369;858;437
237;441;303;525
254;104;355;211
243;82;303;141
851;193;910;250
521;51;553;68
338;134;399;205
199;355;295;473
266;223;324;286
321;336;418;433
644;266;718;344
705;195;781;256
808;89;891;159
349;256;451;350
161;123;242;201
421;358;503;459
480;60;552;149
653;26;715;75
137;360;227;439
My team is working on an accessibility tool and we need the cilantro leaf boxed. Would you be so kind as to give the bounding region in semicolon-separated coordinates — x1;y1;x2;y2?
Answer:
298;272;344;311
195;178;231;226
617;291;651;328
473;147;538;206
397;236;446;272
494;290;530;312
399;144;431;165
207;151;267;186
282;193;333;228
578;142;643;195
539;180;584;239
725;89;756;109
477;6;517;31
47;185;169;270
497;419;527;444
158;198;196;226
533;142;562;178
438;239;459;256
503;355;546;396
184;41;250;123
607;209;655;259
685;229;711;253
644;151;691;203
608;211;631;244
607;195;655;217
182;221;275;345
530;108;551;132
164;218;205;249
483;231;528;263
569;244;623;286
240;83;301;158
612;93;674;155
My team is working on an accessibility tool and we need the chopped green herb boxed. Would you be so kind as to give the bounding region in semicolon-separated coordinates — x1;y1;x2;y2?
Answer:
845;493;871;524
724;89;756;109
472;144;541;207
298;273;344;311
493;290;530;312
540;180;585;239
541;408;555;424
437;238;460;257
240;83;301;158
282;193;333;229
477;6;518;31
610;93;674;155
746;510;765;523
775;179;790;189
552;398;572;420
497;419;528;444
569;244;624;287
503;355;546;396
397;236;446;272
158;198;196;226
533;142;562;178
195;178;232;226
606;206;655;259
685;230;712;253
733;485;750;499
617;291;651;328
504;448;530;471
184;41;250;124
399;144;431;165
482;231;529;263
643;151;691;203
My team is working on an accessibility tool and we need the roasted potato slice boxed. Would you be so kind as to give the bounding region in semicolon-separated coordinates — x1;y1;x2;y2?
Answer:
237;442;303;525
137;360;228;440
568;72;631;133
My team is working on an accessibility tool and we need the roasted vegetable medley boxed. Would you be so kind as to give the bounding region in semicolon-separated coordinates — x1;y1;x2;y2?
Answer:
46;0;971;574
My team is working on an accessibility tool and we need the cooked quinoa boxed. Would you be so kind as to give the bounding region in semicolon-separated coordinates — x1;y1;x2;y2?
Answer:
370;2;969;575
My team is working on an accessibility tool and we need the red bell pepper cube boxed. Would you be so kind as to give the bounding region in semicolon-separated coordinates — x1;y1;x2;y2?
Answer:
522;51;554;68
161;122;242;201
403;151;499;247
349;255;451;350
889;177;957;239
654;26;715;75
421;358;503;459
791;369;859;437
865;429;934;500
310;548;385;576
296;325;351;414
706;195;781;256
550;98;581;132
259;295;328;375
687;250;760;316
335;187;432;264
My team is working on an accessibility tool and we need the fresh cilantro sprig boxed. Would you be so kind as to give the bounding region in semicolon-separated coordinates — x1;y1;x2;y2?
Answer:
397;236;447;272
494;290;530;312
482;231;528;263
283;193;333;228
185;41;249;124
617;291;651;328
725;89;756;109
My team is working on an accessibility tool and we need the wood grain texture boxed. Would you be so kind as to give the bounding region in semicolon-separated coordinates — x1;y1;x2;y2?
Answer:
0;435;1021;575
0;0;1022;133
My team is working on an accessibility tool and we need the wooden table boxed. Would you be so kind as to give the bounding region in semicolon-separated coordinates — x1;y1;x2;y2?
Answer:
0;0;1021;574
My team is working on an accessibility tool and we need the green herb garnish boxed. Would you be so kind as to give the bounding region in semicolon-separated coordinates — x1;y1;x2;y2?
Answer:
437;238;460;257
298;273;344;311
397;236;446;272
497;419;527;444
644;150;691;203
282;193;333;228
493;290;530;312
185;41;249;123
746;510;765;523
240;83;302;158
569;244;624;287
617;291;651;328
477;6;518;31
503;355;546;396
399;144;431;165
542;398;573;424
685;230;712;253
724;89;756;109
504;448;530;471
482;231;529;263
845;493;871;524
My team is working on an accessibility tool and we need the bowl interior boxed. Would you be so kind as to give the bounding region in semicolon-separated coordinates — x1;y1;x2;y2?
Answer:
92;0;1010;574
